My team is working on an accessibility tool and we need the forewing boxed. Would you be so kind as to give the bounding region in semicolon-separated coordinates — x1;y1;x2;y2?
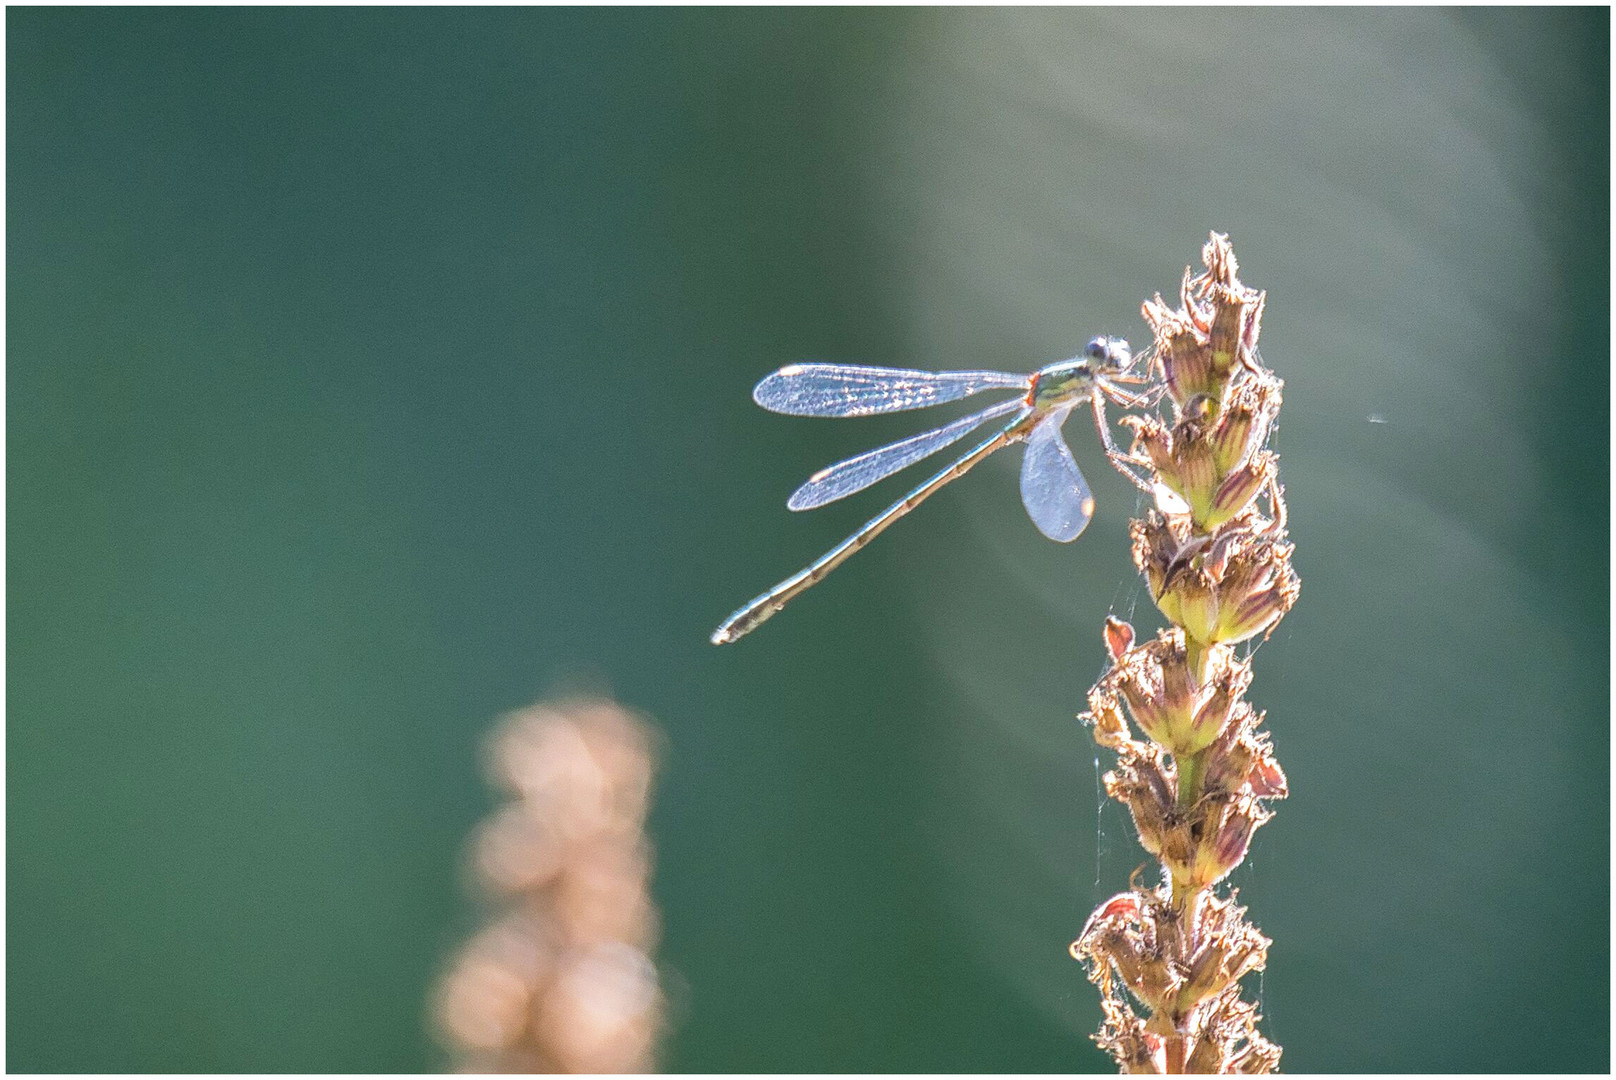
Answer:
753;363;1027;417
788;398;1026;511
1019;412;1095;542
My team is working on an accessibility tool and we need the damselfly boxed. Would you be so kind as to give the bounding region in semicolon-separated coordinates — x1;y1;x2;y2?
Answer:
710;337;1158;644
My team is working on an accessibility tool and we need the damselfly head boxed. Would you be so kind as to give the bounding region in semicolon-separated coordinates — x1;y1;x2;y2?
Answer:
1083;335;1133;374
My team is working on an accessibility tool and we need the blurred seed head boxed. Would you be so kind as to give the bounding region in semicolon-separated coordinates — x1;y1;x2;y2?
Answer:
433;696;665;1072
539;942;662;1073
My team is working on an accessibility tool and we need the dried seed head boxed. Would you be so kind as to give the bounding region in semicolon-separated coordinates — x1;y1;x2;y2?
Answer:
1205;454;1274;530
1189;660;1250;746
1201;705;1259;796
1207;795;1270;882
1210;373;1279;472
1086;688;1135;752
1079;236;1287;1072
1181;893;1271;1005
1094;992;1164;1074
1105;754;1177;861
1101;632;1245;757
1126;414;1180;488
1207;302;1245;386
1201;708;1289;811
1074;889;1193;1021
1210;401;1255;474
1111;642;1191;747
1223;582;1293;644
1192;990;1282;1073
1216;539;1301;644
1142;233;1267;409
1165;564;1220;644
1140;524;1299;648
1175;437;1223;521
1130;515;1176;598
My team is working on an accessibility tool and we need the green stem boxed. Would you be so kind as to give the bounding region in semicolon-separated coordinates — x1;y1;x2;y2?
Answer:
1171;747;1207;920
1176;749;1205;813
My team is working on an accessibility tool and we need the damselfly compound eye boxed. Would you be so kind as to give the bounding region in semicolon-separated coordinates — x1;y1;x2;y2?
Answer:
1083;336;1132;373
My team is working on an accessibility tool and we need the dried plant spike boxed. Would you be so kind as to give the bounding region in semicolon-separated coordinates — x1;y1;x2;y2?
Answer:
1074;235;1296;1073
433;696;666;1073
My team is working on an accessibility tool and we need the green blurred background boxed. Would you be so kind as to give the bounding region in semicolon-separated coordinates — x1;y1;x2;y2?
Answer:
9;8;1608;1073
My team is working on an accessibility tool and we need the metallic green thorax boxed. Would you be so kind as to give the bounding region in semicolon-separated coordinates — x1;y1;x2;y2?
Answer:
1029;359;1098;410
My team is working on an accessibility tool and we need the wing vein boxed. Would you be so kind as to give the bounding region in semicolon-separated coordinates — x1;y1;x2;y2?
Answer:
788;397;1026;510
753;364;1028;417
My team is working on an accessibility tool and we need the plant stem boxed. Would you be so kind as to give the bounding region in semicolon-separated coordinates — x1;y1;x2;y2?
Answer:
1175;749;1205;813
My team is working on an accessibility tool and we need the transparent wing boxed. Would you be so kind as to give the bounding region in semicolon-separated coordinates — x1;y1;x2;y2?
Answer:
1020;410;1095;542
788;397;1027;511
753;363;1028;417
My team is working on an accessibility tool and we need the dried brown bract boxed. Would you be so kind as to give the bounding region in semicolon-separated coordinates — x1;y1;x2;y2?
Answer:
1074;236;1296;1073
